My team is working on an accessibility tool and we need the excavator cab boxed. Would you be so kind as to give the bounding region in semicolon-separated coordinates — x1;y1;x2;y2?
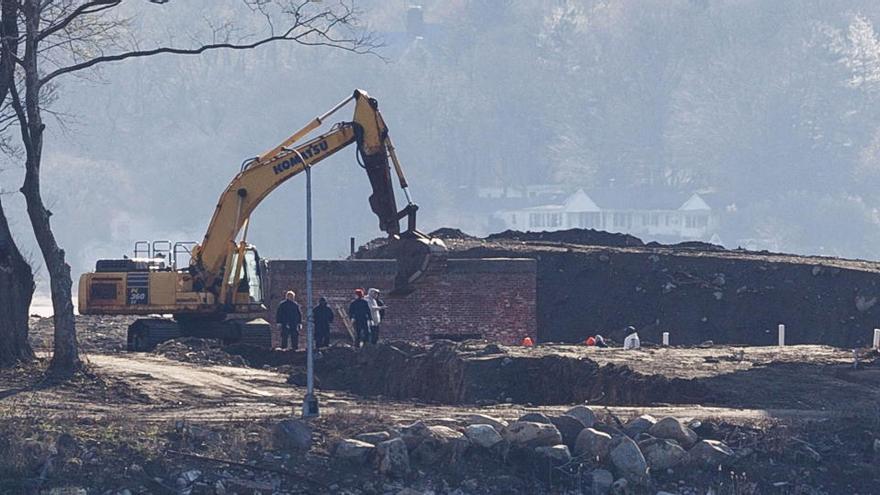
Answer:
227;246;264;304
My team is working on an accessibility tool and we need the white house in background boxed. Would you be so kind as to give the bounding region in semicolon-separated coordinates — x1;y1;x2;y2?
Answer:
493;189;721;241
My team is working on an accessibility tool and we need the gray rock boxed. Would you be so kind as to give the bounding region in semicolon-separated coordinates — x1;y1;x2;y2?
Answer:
549;415;586;449
46;489;86;495
591;469;614;495
639;437;688;470
411;425;470;464
272;419;312;451
689;439;734;467
534;444;571;465
574;428;614;459
609;436;648;485
503;421;563;448
355;431;392;445
465;424;503;449
648;417;698;447
610;478;629;495
180;469;201;483
564;405;596;428
376;437;410;478
623;414;657;438
335;439;375;465
399;420;431;450
463;414;508;431
518;412;552;424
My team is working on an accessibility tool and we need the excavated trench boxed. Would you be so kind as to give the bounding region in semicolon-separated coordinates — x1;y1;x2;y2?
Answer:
312;340;710;406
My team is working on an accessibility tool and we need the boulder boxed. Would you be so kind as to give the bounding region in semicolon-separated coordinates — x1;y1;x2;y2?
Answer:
564;405;596;428
549;415;586;450
648;417;698;447
591;469;614;495
534;444;571;465
272;419;312;451
623;414;656;438
399;420;431;450
463;414;508;431
335;439;375;465
376;438;410;478
574;428;614;460
609;436;648;485
610;478;628;495
639;437;687;470
518;412;552;424
503;421;563;448
689;439;734;467
355;431;392;445
411;425;470;464
465;424;503;449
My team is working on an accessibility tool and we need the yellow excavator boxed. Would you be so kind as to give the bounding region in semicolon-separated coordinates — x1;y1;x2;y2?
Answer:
78;89;444;351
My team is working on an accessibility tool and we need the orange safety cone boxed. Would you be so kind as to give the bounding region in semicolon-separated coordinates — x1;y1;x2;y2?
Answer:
585;336;596;346
521;336;534;347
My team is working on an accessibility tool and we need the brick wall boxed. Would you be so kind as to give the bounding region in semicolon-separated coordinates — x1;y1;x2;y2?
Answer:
265;258;536;347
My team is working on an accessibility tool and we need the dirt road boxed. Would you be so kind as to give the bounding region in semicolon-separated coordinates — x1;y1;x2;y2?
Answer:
2;351;871;425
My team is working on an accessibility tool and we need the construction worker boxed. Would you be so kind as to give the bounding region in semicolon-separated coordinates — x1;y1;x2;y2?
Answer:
276;290;302;350
348;288;372;348
313;296;334;349
365;288;386;344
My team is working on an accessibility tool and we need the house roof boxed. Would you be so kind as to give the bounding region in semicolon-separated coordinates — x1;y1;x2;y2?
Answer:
583;188;696;211
563;189;601;212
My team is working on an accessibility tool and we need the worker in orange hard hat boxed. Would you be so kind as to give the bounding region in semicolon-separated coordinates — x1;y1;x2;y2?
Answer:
521;336;534;347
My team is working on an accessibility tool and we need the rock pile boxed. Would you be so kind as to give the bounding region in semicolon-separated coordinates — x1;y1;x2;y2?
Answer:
332;407;739;493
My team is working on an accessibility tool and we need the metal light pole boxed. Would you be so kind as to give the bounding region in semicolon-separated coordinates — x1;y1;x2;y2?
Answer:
301;163;319;418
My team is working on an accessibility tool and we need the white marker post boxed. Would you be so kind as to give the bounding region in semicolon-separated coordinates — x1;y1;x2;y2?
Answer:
873;328;880;349
662;332;670;346
778;324;785;347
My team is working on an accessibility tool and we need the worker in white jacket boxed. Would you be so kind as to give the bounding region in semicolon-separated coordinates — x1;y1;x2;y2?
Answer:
365;288;386;344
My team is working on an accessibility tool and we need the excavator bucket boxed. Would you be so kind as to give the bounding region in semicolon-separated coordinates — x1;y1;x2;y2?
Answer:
356;233;447;296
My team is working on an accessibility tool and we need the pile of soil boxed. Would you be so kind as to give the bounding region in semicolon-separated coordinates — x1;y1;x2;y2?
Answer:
154;338;249;367
312;340;708;406
486;228;643;247
309;341;880;410
153;336;306;370
362;228;880;347
29;315;135;353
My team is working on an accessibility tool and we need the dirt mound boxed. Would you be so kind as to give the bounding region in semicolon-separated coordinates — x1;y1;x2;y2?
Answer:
155;338;249;367
487;228;644;247
360;227;880;347
312;341;709;406
223;343;304;368
429;227;476;240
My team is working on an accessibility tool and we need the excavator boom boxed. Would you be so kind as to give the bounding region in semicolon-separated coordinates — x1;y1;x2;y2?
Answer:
191;89;424;294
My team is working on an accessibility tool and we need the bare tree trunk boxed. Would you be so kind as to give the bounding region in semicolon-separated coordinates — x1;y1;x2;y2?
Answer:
0;196;34;367
15;0;79;374
0;0;32;368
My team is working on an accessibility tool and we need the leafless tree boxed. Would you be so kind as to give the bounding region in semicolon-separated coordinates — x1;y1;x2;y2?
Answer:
1;0;378;374
0;0;32;368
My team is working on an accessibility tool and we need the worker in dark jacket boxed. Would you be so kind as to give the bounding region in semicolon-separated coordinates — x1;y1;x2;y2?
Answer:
313;296;334;349
348;288;372;348
276;290;302;350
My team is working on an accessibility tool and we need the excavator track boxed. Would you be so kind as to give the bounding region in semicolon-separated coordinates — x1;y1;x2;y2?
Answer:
126;317;272;352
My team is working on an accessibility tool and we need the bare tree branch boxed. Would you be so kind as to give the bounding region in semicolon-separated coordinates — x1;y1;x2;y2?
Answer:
38;0;120;42
38;0;381;86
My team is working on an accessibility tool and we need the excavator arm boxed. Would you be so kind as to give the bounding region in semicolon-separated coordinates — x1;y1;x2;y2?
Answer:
190;89;428;296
